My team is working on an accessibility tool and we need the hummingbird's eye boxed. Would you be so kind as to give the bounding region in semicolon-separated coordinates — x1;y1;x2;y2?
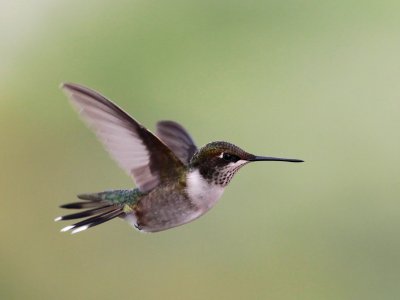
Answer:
221;152;240;163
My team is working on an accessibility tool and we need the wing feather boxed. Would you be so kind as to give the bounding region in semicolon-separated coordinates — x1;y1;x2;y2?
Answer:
62;83;185;192
156;121;197;165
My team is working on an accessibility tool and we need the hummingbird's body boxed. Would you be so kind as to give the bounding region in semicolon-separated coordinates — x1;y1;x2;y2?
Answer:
135;168;226;232
56;83;303;234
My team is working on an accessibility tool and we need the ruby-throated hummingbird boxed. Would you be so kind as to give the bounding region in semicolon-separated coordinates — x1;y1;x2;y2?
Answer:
55;83;303;234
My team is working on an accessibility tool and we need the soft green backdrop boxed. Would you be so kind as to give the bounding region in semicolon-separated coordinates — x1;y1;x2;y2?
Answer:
1;1;400;299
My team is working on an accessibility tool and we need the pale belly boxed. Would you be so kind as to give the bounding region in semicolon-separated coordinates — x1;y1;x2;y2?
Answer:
124;170;224;233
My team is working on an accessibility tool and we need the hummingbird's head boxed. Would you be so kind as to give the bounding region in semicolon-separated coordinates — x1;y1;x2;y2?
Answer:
189;141;303;187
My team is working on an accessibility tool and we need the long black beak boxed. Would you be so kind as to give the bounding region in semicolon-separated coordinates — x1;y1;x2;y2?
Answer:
249;156;304;163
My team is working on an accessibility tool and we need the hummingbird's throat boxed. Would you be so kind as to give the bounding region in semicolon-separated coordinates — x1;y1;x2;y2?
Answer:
213;160;248;187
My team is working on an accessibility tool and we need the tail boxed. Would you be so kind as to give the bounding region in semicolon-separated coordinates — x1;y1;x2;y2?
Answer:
55;190;136;234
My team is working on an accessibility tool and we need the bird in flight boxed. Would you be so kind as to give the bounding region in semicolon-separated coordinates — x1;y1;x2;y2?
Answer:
55;83;303;234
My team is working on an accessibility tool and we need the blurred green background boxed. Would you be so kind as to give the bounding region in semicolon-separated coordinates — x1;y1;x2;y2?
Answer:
1;1;400;299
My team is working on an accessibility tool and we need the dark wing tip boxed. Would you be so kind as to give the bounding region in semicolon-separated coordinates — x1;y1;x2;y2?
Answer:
60;82;75;90
60;82;87;93
61;82;98;96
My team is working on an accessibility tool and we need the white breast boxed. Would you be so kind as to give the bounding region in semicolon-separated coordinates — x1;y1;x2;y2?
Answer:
186;169;225;212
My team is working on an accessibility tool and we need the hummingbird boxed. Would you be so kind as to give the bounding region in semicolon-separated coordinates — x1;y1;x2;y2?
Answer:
56;83;303;234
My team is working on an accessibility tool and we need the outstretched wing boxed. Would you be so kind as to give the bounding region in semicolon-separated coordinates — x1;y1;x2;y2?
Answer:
156;121;197;165
62;83;185;192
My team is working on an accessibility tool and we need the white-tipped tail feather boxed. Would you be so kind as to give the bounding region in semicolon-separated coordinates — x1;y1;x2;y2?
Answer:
56;193;126;234
71;225;89;234
60;225;74;232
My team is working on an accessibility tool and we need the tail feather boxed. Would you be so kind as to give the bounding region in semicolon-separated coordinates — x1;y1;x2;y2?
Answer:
56;189;138;234
61;209;124;234
77;193;104;201
55;205;113;221
60;202;105;209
